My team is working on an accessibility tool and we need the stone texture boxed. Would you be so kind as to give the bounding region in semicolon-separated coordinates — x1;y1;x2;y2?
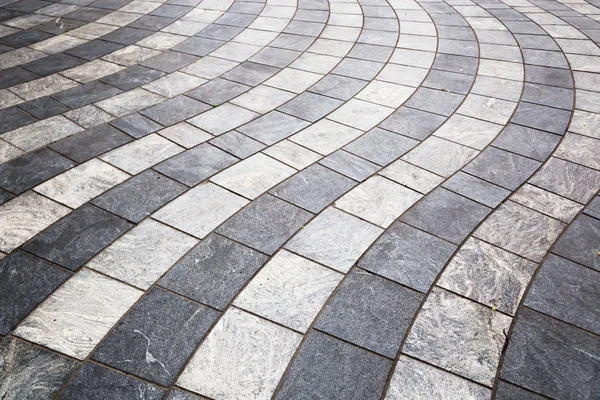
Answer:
552;214;600;271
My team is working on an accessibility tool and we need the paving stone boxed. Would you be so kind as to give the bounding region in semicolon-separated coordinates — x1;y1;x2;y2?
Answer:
235;250;342;332
441;171;510;208
405;87;465;116
403;137;478;178
494;381;546;400
493;123;560;162
231;85;295;114
188;103;259;135
209;131;265;158
141;95;210;126
217;194;313;255
308;74;368;100
51;81;122;109
110;112;162;138
555;132;600;170
237;111;310;145
275;330;392;400
140;50;198;72
0;188;13;205
501;308;600;399
173;36;224;56
222;61;280;86
165;390;203;400
319;150;380;182
584;196;600;220
0;337;78;400
0;66;38;89
0;251;70;335
17;97;68;120
49;124;133;163
160;233;267;309
511;184;582;223
100;65;165;90
151;4;191;18
278;92;343;122
131;15;175;30
510;102;571;135
379;106;447;140
0;29;53;48
58;362;164;400
178;308;301;400
186;77;250;105
552;214;600;271
92;287;218;385
101;26;154;45
65;39;123;60
158;121;212;148
65;104;113;129
0;107;36;134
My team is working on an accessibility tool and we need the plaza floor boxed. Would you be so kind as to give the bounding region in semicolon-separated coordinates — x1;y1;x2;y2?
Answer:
0;0;599;398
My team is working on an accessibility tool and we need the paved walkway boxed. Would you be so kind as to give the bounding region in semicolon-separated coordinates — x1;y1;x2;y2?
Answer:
0;0;599;397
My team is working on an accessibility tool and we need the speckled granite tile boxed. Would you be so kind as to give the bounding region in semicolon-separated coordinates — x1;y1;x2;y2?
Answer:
14;269;142;359
178;308;301;400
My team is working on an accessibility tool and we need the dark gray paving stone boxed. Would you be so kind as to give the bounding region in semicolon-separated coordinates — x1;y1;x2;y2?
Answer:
504;20;545;34
228;1;262;13
198;23;243;41
552;214;600;271
0;9;22;23
0;44;13;54
0;188;13;205
422;2;455;13
159;233;268;309
422;69;474;94
23;204;132;271
277;92;343;122
315;269;423;358
0;66;38;89
52;81;123;109
23;53;85;76
186;77;250;105
66;6;112;21
524;65;573;89
209;130;265;158
6;0;50;11
438;38;478;57
222;61;280;86
379;106;447;140
430;12;469;26
463;147;541;191
511;102;571;135
58;363;164;400
140;50;198;73
521;83;573;110
250;47;301;68
154;143;237;186
0;107;36;134
0;252;71;335
165;389;204;400
101;26;154;45
150;3;191;18
432;53;478;75
237;111;310;145
34;18;86;34
270;32;315;51
216;12;256;28
525;254;599;334
405;87;465;116
0;337;78;400
275;330;392;400
493;123;560;162
173;36;225;56
49;124;133;162
270;164;356;213
332;58;384;80
0;148;74;194
101;65;165;90
308;74;368;101
141;95;210;126
501;308;600;400
344;127;418;166
401;187;491;245
90;0;131;9
495;381;547;400
92;170;185;222
92;288;218;386
437;25;476;41
514;34;560;51
0;29;53;48
442;171;510;208
319;150;379;182
110;113;162;138
65;39;124;60
359;221;456;293
217;194;313;255
523;48;569;69
584;196;600;220
130;15;176;30
18;96;69;119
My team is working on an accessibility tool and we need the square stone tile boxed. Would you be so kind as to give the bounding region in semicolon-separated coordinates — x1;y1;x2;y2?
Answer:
405;87;465;117
555;132;600;170
275;330;392;400
140;50;198;73
158;122;212;148
188;103;259;135
552;214;600;271
87;219;197;289
475;201;565;262
402;137;478;178
316;269;423;358
380;159;443;195
2;115;83;152
501;308;600;399
235;250;342;332
265;68;322;94
510;184;582;223
442;171;510;208
152;182;248;238
172;36;224;56
178;308;301;400
221;61;279;85
510;102;571;135
0;192;70;252
92;288;218;385
0;252;70;335
332;58;384;80
336;175;422;228
404;288;512;386
209;131;265;158
23;204;132;271
286;207;383;273
110;112;162;138
217;194;313;255
14;269;142;360
379;106;446;140
58;362;164;399
0;147;74;194
319;150;379;182
143;71;205;98
50;124;133;163
290;118;363;155
434;115;502;150
238;111;310;145
529;157;600;203
329;99;394;131
159;233;267;309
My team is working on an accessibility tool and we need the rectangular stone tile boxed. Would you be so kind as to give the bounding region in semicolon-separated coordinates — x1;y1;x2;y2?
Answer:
402;137;478;178
405;288;512;386
442;171;510;208
555;132;600;170
14;268;142;360
178;308;301;399
92;287;218;385
0;107;36;135
510;184;583;223
235;250;341;332
141;94;210;126
319;150;379;182
405;87;465;117
328;99;394;131
34;158;130;208
290;118;363;155
277;92;343;122
152;182;248;238
187;103;259;135
529;157;600;203
158;122;212;148
143;71;205;98
308;73;367;101
100;65;165;91
9;74;79;101
64;104;113;129
275;330;392;400
475;201;565;262
344;128;418;167
237;111;310;145
0;67;39;90
434;115;502;150
140;50;198;73
262;139;320;170
110;112;162;138
0;192;70;252
380;160;443;195
88;219;197;289
95;88;165;117
510;102;571;135
23;204;132;271
65;39;124;60
49;124;132;163
18;97;68;120
209;130;264;158
0;252;71;335
552;214;600;271
229;84;295;114
186;77;249;105
102;44;161;66
286;207;383;273
62;59;125;84
159;233;267;309
316;269;423;358
493;123;560;162
501;308;600;399
51;81;122;109
0;48;46;70
22;52;86;76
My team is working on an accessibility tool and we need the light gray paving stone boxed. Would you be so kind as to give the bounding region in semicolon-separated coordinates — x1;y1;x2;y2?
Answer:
1;116;83;151
237;111;310;145
231;85;295;114
402;137;478;178
290;119;363;156
95;88;165;117
554;132;600;170
319;150;379;182
404;287;512;386
434;115;503;150
493;123;560;162
529;157;600;203
263;140;321;170
187;103;259;135
158;122;212;148
510;184;583;223
64;105;114;129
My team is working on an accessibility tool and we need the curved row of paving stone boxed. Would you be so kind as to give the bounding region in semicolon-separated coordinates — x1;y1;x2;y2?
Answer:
0;0;596;396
